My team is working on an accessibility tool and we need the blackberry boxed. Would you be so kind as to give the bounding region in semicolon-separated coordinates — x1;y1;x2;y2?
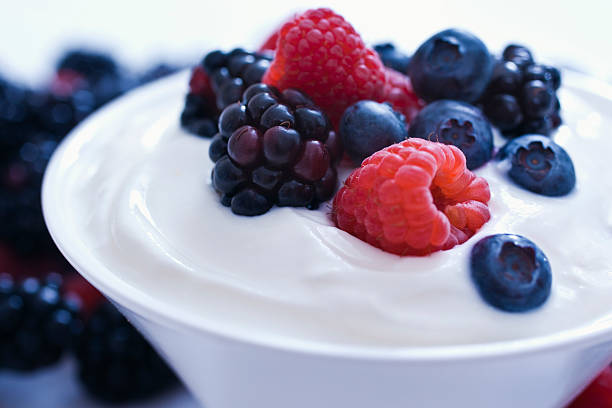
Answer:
210;84;341;215
373;43;411;74
0;78;39;160
481;44;562;137
74;302;177;403
0;274;82;371
180;49;271;138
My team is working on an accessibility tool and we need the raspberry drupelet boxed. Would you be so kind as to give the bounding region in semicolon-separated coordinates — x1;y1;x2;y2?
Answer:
263;8;422;126
332;139;491;256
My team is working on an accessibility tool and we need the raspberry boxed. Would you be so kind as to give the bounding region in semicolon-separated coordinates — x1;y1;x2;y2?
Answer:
568;365;612;408
262;8;388;126
258;30;280;53
382;68;424;123
332;139;491;256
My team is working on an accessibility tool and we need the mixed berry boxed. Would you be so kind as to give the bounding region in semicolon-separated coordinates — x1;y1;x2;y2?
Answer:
481;44;562;137
0;49;179;403
210;84;341;215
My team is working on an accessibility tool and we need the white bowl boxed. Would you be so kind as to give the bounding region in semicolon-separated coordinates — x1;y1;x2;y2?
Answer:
42;71;612;408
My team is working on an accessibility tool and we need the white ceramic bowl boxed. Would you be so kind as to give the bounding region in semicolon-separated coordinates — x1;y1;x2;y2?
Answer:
42;71;612;408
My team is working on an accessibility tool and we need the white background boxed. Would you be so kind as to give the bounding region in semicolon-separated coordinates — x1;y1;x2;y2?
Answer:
0;1;611;407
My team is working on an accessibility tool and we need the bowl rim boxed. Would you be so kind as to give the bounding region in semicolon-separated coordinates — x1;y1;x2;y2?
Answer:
42;69;612;362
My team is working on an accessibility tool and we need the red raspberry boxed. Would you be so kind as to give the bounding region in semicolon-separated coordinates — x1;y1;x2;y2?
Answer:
569;366;612;408
332;139;491;256
262;8;387;126
188;65;213;98
258;30;280;53
382;68;424;123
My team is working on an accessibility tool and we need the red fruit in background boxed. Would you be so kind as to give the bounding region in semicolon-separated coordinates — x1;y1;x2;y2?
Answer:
262;8;388;126
188;65;213;99
569;366;612;408
382;68;424;123
332;138;491;256
258;30;280;53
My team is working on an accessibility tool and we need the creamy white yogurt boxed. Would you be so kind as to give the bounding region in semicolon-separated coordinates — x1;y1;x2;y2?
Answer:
56;71;612;347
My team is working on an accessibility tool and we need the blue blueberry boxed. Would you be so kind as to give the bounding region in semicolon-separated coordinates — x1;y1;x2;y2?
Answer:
497;134;575;196
408;29;493;103
339;100;407;165
373;43;411;74
471;234;552;312
407;100;493;169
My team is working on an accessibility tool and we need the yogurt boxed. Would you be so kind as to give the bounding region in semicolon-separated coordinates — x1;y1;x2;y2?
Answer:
53;71;612;347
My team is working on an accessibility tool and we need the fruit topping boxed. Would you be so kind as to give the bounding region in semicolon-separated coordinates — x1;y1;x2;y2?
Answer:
339;100;407;165
374;43;411;74
210;84;341;215
332;139;490;256
408;100;493;169
181;49;271;138
470;234;552;312
481;44;562;137
497;134;576;196
569;365;612;408
408;29;493;103
262;8;421;126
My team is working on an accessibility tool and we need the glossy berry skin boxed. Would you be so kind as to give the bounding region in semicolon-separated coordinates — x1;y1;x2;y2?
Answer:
408;29;493;103
471;234;552;312
568;365;612;408
497;134;576;196
408;100;493;169
502;44;534;70
181;48;271;138
482;45;562;138
374;43;411;74
333;139;491;256
210;84;340;215
340;101;407;165
262;8;421;126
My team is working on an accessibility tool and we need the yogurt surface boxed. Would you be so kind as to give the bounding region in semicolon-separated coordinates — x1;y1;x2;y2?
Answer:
51;71;612;347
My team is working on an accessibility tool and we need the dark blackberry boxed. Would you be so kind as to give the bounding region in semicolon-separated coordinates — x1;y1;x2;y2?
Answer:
481;45;562;137
0;78;39;160
180;49;272;139
373;43;411;74
0;274;82;371
210;84;341;215
74;302;177;403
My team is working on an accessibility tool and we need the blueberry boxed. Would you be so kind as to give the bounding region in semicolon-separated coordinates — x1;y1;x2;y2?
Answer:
502;44;534;70
483;94;523;131
497;134;576;196
339;100;407;165
408;29;493;103
408;100;493;169
373;43;411;73
471;234;552;312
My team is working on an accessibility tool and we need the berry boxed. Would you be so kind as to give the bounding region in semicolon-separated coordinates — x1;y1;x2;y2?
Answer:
374;43;411;74
483;94;523;131
332;139;491;256
339;100;407;165
210;84;340;215
74;302;177;403
263;8;420;126
381;68;424;124
482;45;562;138
568;365;612;408
521;80;554;118
408;29;493;103
408;100;493;169
0;274;82;371
181;49;271;138
470;234;552;312
502;44;534;70
487;60;522;94
497;134;576;196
